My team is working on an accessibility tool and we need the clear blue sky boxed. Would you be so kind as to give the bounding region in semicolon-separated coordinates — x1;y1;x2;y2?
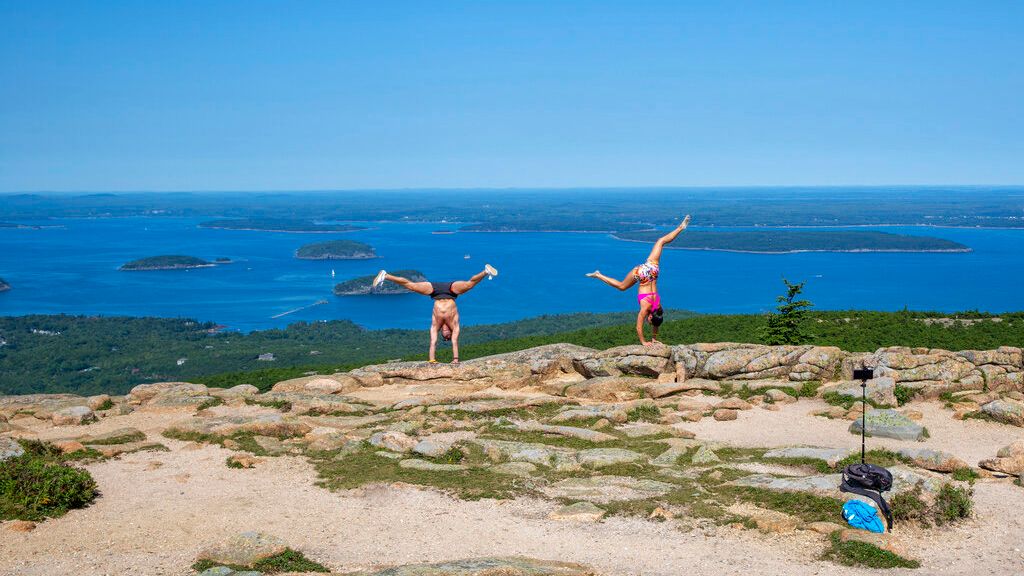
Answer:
1;1;1021;191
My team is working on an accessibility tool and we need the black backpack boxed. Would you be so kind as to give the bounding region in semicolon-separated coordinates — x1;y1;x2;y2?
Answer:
840;462;894;531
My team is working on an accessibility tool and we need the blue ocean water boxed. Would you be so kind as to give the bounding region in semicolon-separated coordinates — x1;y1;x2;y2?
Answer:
0;217;1021;332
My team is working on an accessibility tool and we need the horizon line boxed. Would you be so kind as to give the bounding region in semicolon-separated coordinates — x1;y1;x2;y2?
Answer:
3;183;1024;195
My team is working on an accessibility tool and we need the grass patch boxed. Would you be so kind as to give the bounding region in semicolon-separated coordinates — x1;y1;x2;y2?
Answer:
626;404;661;423
95;398;115;411
834;449;913;471
313;442;525;500
1;441;99;521
946;463;978;481
225;456;246;469
797;380;823;398
891;483;973;527
822;531;920;569
85;430;146;445
192;548;329;573
196;396;224;411
822;391;888;410
765;456;833;474
719;485;846;524
245;397;293;411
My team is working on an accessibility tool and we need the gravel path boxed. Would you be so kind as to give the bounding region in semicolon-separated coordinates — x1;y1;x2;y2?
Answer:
1;401;1022;576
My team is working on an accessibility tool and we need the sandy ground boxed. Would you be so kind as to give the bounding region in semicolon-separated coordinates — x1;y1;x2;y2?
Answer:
2;402;1023;576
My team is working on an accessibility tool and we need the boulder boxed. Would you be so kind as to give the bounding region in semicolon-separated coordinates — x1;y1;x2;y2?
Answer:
562;376;648;402
979;441;1024;475
412;431;476;458
849;409;927;441
196;531;288;568
713;409;738;421
550;407;628;424
368;431;418;453
0;437;25;461
51;405;96;426
765;389;797;404
980;399;1024;427
471;439;579;471
715;398;753;410
897;448;968;473
86;394;112;411
821;378;898;408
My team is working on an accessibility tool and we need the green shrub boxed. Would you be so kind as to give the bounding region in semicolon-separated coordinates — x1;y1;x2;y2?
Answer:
95;398;115;411
626;404;660;422
933;483;973;525
0;442;99;521
893;384;915;406
192;548;329;573
951;467;979;483
822;531;920;569
798;381;822;398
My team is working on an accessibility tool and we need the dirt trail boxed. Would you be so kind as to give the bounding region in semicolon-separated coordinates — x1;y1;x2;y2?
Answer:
2;401;1023;576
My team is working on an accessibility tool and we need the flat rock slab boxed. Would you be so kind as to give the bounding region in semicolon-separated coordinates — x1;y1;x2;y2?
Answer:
576;448;646;468
691;445;721;465
0;436;25;461
730;473;843;496
471;439;579;471
897;447;968;472
413;431;476;458
549;501;606;522
197;531;287;568
398;459;468;472
550;408;628;424
513;420;615;443
346;557;598;576
763;446;854;467
542;475;675;503
849;409;927;441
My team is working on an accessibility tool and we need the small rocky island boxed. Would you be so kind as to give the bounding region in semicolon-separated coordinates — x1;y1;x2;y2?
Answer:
119;255;215;271
199;218;365;233
0;278;9;292
334;269;426;295
296;240;377;260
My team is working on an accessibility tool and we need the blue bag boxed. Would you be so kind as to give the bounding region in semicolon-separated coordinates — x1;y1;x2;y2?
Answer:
842;500;885;533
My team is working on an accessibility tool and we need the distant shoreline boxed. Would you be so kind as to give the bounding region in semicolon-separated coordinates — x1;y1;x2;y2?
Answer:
610;234;974;254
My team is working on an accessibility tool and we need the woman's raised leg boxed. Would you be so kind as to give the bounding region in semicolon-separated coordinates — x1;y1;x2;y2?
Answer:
586;268;638;291
646;214;690;265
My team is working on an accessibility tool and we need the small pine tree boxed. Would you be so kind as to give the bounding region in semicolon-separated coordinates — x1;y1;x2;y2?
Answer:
761;277;814;345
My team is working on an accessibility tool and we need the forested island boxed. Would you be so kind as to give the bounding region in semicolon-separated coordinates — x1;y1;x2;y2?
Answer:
199;218;365;233
460;221;651;233
296;240;377;260
119;255;214;271
613;230;971;253
334;269;426;295
1;310;1021;396
0;278;9;292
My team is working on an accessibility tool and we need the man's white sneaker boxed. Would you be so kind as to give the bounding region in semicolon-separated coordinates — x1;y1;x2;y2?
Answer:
372;270;387;288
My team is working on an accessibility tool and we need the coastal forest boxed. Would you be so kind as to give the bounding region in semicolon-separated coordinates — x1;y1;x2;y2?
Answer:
2;310;1022;396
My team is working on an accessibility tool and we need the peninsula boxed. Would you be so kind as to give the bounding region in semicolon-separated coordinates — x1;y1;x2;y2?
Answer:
333;269;426;295
613;230;971;254
296;240;377;260
119;255;215;271
199;218;365;233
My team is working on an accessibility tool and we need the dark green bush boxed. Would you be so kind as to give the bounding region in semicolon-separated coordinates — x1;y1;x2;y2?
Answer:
0;442;99;521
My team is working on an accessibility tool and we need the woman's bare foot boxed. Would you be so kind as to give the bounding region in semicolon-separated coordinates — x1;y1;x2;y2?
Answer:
585;270;601;278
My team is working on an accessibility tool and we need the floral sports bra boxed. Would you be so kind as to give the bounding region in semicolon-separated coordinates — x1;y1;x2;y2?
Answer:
634;261;659;284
